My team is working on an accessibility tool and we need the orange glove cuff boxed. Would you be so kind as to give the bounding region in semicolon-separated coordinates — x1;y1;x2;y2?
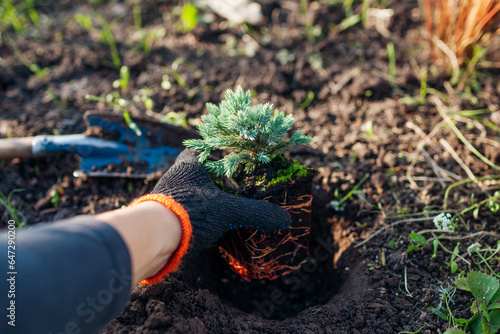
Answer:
129;194;192;285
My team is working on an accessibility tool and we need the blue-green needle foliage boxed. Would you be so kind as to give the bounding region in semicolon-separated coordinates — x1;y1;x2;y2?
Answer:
184;86;312;177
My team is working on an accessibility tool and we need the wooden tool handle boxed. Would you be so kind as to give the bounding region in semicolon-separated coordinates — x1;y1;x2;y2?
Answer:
0;137;35;159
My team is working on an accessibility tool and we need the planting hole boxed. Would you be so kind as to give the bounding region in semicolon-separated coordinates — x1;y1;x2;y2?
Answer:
181;208;359;320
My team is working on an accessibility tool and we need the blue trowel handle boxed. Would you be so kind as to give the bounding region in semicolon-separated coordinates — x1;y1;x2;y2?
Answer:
0;134;126;160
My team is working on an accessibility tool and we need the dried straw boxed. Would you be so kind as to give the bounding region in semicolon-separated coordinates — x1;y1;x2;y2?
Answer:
422;0;500;65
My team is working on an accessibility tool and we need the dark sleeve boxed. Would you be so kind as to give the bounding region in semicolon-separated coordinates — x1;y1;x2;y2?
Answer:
0;216;132;334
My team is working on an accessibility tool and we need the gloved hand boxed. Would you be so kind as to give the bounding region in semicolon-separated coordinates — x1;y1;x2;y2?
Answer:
130;149;291;284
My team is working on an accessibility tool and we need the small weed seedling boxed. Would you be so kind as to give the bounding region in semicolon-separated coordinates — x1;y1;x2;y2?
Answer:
276;48;296;66
87;64;188;131
330;173;370;211
133;87;154;111
400;68;429;105
0;189;27;227
112;65;130;94
430;285;458;328
298;91;315;109
99;18;121;68
0;0;39;38
170;57;200;95
406;213;453;254
386;41;396;87
45;89;68;111
86;66;142;137
180;3;198;32
458;109;500;135
325;0;376;34
404;213;475;275
461;190;500;219
468;242;500;280
74;12;121;68
160;111;188;128
308;52;326;76
184;86;312;176
74;12;93;34
86;92;141;136
161;74;172;90
299;0;322;41
131;4;166;54
448;242;461;274
47;183;64;209
11;43;50;81
407;232;428;253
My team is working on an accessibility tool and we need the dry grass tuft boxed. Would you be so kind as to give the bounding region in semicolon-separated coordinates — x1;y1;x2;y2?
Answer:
422;0;500;66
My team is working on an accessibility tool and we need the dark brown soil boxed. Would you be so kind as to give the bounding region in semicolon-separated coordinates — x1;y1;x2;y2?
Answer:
1;0;499;333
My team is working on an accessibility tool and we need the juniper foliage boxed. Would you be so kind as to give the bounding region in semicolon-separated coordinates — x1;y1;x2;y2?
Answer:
183;86;312;177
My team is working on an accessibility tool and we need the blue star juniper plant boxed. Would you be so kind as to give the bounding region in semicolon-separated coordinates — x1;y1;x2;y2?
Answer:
183;86;312;177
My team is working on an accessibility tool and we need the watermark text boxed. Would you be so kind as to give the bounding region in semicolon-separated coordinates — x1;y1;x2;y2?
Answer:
6;220;17;327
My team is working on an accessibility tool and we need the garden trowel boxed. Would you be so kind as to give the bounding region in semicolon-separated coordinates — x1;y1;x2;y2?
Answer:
0;111;197;178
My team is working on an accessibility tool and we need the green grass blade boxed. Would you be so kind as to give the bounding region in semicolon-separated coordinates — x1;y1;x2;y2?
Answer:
387;41;396;87
433;96;500;171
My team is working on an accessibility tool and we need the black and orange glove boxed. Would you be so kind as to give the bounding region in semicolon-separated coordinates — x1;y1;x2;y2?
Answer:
129;149;291;284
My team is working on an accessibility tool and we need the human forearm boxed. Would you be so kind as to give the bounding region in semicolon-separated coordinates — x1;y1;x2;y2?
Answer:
96;201;181;286
0;216;133;334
